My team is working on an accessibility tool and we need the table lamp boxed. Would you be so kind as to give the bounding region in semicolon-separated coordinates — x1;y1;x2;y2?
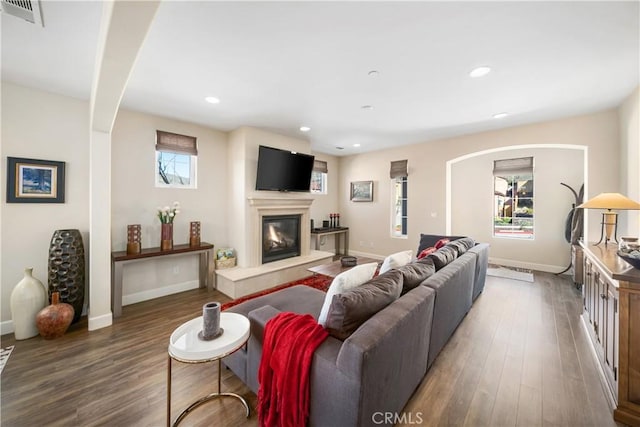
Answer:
577;192;640;246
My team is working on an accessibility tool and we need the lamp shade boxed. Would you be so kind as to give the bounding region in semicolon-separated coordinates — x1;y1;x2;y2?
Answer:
577;193;640;210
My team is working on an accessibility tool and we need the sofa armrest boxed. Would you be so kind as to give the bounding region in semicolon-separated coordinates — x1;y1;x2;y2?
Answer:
248;304;281;343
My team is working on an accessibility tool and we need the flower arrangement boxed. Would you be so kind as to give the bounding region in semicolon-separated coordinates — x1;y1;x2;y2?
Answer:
157;201;180;224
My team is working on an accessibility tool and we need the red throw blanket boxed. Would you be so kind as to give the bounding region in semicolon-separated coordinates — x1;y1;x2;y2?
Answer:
258;312;328;427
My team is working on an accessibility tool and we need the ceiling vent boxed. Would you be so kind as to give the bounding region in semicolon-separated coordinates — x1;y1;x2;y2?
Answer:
1;0;44;27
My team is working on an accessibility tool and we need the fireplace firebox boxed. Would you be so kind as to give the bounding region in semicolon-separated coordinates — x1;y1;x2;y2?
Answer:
262;215;301;264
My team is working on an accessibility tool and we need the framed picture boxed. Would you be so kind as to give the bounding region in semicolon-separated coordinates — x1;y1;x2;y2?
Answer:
350;180;373;202
6;157;66;203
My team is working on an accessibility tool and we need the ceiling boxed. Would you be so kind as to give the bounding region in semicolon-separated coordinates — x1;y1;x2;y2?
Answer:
2;1;639;156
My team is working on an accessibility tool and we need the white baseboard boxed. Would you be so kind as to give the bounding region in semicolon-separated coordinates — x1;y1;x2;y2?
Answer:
0;320;14;336
489;256;569;274
347;249;384;260
88;312;113;331
1;303;90;336
122;280;199;306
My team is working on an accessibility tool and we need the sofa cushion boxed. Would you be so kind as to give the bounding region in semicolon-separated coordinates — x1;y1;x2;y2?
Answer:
397;260;436;294
317;262;378;327
379;250;413;274
417;233;465;255
324;270;403;340
426;246;458;270
446;237;476;256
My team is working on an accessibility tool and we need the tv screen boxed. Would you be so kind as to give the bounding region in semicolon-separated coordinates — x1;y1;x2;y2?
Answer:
255;145;315;192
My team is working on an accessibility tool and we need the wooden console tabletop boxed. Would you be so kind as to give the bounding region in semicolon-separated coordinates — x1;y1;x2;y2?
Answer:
111;242;214;317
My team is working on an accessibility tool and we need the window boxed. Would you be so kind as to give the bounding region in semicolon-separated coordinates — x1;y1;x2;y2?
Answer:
493;157;534;239
155;130;197;189
310;159;327;194
390;160;408;237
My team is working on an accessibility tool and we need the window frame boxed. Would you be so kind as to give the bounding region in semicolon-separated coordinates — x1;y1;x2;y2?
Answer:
154;130;198;190
155;150;198;189
391;175;408;238
493;173;534;240
309;170;327;194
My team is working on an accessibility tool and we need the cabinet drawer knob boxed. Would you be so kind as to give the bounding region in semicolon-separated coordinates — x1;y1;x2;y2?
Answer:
600;293;607;300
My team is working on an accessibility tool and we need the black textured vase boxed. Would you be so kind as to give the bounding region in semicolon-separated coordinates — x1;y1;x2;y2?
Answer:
48;229;85;323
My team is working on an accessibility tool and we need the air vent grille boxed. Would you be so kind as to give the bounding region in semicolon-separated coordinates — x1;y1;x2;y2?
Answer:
1;0;43;26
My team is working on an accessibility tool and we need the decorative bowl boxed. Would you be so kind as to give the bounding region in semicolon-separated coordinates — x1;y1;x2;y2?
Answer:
617;251;640;269
340;256;357;267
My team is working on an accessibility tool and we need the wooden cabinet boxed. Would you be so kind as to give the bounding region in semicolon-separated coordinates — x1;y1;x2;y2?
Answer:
582;250;619;400
579;242;640;426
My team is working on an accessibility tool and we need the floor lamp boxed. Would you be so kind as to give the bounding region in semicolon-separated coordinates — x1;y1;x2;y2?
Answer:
577;192;640;246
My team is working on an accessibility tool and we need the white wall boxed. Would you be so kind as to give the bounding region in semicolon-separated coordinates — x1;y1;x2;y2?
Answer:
1;83;90;333
226;127;339;266
450;147;583;271
619;86;640;236
339;110;620;271
111;109;228;304
309;153;341;252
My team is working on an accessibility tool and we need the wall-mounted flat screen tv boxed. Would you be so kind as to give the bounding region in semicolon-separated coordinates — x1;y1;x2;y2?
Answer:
255;145;315;192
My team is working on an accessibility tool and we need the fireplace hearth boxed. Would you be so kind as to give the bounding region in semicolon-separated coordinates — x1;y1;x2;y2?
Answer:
262;215;301;264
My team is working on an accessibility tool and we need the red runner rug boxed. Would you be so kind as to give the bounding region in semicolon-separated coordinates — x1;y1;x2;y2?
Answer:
221;274;333;311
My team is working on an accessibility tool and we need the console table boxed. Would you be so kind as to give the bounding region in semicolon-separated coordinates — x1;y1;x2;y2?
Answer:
311;227;349;256
111;242;214;318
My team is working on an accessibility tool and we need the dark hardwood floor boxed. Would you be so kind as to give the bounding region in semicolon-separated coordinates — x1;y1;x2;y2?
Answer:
1;272;620;426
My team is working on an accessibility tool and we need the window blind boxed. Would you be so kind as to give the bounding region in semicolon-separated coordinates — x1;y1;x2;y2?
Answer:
156;130;198;155
390;160;408;179
313;160;328;174
493;157;533;176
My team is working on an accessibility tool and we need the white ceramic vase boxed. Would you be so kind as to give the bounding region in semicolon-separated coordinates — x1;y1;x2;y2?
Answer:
10;267;47;340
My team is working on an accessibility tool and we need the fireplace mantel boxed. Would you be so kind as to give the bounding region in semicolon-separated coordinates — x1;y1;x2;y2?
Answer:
248;197;314;208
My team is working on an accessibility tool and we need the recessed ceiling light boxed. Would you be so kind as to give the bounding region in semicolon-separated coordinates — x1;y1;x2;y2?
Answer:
368;70;379;77
469;66;491;78
493;112;508;119
361;105;374;110
299;126;311;132
205;96;220;104
353;144;361;147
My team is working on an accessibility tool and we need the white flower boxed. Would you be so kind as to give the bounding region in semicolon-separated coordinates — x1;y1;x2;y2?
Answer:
157;201;181;224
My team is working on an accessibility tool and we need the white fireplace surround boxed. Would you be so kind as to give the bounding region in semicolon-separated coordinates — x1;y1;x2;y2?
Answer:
215;196;332;299
247;197;313;267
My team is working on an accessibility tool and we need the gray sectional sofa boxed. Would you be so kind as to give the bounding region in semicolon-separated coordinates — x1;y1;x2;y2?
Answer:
225;236;490;426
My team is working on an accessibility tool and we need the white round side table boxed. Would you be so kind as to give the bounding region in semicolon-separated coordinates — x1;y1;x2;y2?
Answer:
167;312;250;426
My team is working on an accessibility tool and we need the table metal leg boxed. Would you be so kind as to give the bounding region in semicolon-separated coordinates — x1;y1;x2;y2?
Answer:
171;358;250;426
167;355;172;427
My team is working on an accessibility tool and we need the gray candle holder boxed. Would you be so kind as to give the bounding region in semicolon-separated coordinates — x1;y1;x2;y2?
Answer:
198;301;223;341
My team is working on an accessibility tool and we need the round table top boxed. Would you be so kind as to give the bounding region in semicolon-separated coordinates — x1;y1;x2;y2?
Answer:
168;312;250;362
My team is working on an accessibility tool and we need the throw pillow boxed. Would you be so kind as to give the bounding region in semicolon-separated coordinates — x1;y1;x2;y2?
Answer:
417;234;465;255
434;238;450;249
417;247;436;259
379;250;413;274
426;245;458;270
317;262;378;327
325;270;403;340
397;261;436;294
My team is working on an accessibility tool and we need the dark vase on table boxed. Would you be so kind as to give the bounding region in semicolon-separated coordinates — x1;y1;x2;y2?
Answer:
161;223;173;251
48;229;85;323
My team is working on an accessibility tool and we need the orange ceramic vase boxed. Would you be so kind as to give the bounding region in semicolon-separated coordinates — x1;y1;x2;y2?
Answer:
36;292;74;339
